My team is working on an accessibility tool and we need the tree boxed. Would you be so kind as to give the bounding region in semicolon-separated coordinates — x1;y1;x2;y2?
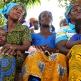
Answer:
58;0;70;7
58;0;78;7
0;0;41;8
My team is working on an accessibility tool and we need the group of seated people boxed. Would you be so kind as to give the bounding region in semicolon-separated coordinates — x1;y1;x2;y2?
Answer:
0;1;81;81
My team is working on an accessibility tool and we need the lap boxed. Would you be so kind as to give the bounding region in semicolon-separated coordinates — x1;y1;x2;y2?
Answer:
22;51;68;81
0;55;16;81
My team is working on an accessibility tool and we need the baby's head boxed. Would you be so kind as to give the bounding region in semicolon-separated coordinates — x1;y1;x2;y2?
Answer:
0;28;6;46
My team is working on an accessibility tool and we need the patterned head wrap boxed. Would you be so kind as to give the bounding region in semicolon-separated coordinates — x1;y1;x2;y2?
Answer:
65;3;81;24
65;4;73;24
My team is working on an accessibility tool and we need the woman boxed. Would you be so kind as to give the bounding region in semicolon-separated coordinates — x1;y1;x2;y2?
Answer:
66;19;81;49
22;11;67;81
56;1;81;81
56;1;81;54
0;2;31;81
66;19;81;81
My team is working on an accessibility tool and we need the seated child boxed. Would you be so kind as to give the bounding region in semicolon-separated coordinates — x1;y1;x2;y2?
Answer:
0;28;16;81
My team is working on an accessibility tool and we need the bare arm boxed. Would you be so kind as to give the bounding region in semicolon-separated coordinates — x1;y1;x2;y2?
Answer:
1;40;31;55
1;26;32;54
14;40;31;52
56;40;69;55
66;40;81;49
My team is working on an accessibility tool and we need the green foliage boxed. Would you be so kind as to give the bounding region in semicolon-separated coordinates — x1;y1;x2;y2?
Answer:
0;14;6;27
0;0;41;8
0;1;4;9
58;0;76;7
58;0;69;7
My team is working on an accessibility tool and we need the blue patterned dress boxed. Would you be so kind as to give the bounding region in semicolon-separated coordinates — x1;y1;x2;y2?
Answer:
0;55;16;81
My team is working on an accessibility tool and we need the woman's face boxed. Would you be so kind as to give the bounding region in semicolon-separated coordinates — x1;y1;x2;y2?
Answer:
9;5;24;20
70;4;81;20
40;11;52;25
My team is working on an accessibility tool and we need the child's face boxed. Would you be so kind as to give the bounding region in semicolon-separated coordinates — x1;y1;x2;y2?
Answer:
0;29;6;46
40;11;52;26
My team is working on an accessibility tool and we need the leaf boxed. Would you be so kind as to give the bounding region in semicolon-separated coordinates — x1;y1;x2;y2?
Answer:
0;14;6;27
0;2;4;9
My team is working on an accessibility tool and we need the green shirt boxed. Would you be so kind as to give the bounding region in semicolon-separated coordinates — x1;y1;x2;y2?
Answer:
6;23;31;45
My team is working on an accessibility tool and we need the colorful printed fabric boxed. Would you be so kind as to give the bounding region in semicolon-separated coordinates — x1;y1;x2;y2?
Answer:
68;45;81;81
0;2;18;19
65;4;73;17
4;23;32;44
22;50;68;81
6;23;31;72
0;55;16;81
56;23;76;44
65;4;73;24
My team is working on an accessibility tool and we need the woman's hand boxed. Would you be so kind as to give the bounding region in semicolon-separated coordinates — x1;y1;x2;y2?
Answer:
28;45;48;52
28;45;58;54
0;44;17;55
35;45;57;53
42;46;57;53
35;45;48;51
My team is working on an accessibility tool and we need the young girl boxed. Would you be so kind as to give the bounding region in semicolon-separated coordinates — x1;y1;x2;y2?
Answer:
22;11;67;81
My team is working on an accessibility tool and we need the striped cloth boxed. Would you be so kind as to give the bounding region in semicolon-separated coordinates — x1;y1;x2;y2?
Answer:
56;23;76;44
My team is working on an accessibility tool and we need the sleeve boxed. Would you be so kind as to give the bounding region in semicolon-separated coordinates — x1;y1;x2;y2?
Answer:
69;34;78;41
22;26;32;42
31;33;34;40
56;28;68;44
